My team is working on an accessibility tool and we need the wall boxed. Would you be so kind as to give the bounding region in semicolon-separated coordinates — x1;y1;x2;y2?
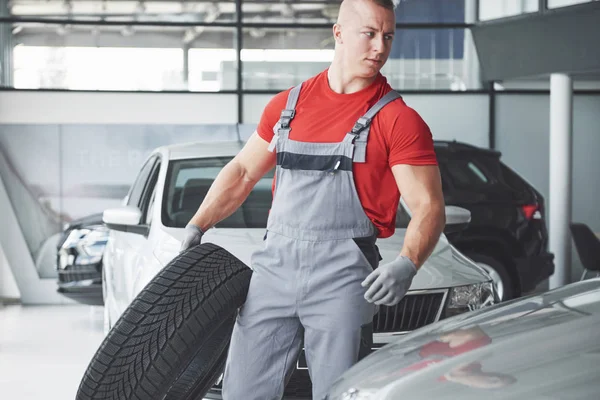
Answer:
244;93;490;147
0;244;20;300
0;91;238;124
495;92;600;281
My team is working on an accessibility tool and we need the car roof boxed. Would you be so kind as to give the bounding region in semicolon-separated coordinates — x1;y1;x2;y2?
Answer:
156;140;245;161
153;139;501;161
434;140;502;158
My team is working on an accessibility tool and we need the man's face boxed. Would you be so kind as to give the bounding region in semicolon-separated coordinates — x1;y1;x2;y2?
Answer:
335;1;396;79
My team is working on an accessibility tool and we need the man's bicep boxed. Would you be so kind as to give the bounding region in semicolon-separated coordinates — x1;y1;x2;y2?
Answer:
234;131;277;182
391;164;444;213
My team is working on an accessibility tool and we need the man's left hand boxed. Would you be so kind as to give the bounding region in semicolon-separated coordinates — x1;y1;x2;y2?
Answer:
361;256;417;306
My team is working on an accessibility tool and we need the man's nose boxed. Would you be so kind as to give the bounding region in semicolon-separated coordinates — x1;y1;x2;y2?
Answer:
372;35;386;53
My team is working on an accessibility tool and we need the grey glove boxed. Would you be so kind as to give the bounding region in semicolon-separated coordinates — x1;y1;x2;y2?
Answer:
361;255;417;306
180;224;205;252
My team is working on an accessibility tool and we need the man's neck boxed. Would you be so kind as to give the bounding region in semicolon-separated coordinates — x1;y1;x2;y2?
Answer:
327;60;377;94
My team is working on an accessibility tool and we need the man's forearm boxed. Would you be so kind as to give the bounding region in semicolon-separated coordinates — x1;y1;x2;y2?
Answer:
188;160;257;231
400;201;446;269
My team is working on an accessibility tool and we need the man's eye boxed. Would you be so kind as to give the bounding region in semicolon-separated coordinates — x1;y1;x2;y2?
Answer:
385;35;394;41
363;32;375;37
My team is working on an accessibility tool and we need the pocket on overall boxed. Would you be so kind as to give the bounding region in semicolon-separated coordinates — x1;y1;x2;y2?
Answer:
351;236;381;270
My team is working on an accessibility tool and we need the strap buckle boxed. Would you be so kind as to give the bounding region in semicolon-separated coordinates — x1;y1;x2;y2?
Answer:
351;116;372;135
279;109;296;129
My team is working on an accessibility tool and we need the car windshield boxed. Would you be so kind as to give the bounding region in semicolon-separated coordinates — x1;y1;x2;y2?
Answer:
162;156;410;229
162;157;273;228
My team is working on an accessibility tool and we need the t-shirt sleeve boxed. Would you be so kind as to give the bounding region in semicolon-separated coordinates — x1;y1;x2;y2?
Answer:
386;105;438;167
256;89;291;143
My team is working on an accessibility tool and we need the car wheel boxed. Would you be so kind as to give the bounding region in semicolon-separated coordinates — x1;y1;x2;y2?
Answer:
77;243;253;400
465;252;515;301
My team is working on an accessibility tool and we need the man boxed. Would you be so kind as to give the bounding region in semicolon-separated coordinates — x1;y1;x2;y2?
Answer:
180;0;445;398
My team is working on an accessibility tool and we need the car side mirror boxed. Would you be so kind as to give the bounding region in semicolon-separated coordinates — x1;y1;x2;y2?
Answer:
443;205;471;235
399;198;471;234
103;206;149;236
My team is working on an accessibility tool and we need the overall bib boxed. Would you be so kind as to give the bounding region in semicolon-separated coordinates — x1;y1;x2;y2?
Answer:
222;84;401;400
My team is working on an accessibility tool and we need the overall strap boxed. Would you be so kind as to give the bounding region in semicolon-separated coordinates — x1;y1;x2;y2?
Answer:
344;90;402;162
267;83;302;152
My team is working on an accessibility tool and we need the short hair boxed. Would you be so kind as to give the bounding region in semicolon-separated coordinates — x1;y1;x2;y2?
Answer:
371;0;397;11
340;0;397;11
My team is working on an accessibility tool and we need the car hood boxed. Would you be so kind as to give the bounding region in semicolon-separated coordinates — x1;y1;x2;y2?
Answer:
65;212;104;230
326;279;600;400
155;227;490;291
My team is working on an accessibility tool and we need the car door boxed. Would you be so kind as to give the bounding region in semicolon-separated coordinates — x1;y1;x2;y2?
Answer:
129;160;165;300
110;155;159;314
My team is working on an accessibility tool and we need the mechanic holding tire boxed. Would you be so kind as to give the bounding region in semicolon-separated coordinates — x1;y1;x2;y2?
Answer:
181;0;446;399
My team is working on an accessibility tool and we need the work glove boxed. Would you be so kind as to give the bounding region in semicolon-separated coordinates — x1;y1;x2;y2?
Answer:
361;255;417;306
180;224;205;252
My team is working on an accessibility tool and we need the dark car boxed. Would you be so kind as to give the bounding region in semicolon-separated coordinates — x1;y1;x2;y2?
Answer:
56;212;107;306
434;141;554;300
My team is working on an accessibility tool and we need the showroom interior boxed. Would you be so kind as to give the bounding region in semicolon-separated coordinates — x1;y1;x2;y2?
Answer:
1;0;600;399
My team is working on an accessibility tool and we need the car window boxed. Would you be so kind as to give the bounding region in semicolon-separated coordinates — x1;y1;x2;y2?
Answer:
445;160;491;188
162;157;274;228
395;205;411;228
141;161;161;225
467;162;488;183
127;156;157;207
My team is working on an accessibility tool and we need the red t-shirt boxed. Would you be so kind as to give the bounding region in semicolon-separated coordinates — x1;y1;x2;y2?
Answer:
257;69;438;238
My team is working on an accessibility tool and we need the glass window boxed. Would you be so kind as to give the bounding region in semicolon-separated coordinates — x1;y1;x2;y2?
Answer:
127;156;157;208
395;0;466;23
243;1;338;24
478;0;539;21
241;28;334;90
240;27;480;91
547;0;594;8
395;206;411;228
10;1;237;23
11;23;235;91
162;157;274;228
242;0;466;24
467;162;489;183
382;28;477;91
446;160;491;187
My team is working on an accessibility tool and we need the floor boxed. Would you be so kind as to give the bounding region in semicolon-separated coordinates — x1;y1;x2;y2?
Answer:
0;304;105;400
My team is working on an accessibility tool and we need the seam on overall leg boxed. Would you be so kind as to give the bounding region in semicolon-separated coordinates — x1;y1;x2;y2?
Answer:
276;323;303;396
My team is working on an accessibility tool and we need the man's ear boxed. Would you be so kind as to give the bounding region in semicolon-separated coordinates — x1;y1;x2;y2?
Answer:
333;23;343;44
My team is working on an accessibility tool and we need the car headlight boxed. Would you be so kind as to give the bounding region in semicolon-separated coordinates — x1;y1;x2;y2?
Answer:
444;281;496;318
74;228;109;265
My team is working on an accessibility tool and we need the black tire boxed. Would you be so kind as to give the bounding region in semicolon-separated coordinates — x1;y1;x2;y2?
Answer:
465;252;516;301
77;243;253;400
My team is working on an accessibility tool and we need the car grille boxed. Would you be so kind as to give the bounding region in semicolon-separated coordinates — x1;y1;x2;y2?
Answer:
58;269;100;283
207;291;447;398
374;291;446;333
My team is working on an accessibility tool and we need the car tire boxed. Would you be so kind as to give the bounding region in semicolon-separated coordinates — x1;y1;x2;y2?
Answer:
464;252;516;301
76;243;253;400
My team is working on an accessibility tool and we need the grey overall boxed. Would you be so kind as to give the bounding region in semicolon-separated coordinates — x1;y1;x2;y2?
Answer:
222;84;401;400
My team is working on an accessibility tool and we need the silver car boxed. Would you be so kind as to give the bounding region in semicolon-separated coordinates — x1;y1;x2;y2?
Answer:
325;278;600;400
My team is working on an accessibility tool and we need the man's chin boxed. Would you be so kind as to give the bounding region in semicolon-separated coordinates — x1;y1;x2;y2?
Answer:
358;66;382;79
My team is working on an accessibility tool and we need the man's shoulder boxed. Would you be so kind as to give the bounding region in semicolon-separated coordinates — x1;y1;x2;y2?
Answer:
377;94;427;127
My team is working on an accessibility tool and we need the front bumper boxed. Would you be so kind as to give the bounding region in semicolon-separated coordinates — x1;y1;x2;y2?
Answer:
57;267;103;306
515;252;555;293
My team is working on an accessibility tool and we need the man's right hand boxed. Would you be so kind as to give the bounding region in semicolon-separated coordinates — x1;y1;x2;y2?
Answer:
180;224;205;252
